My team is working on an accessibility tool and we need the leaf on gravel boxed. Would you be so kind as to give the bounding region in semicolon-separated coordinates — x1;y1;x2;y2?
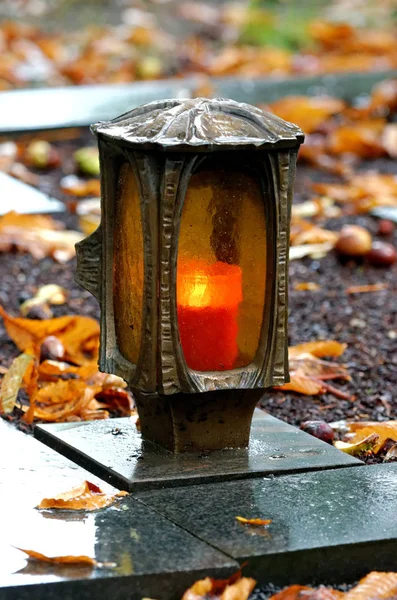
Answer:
0;211;82;262
269;585;342;599
38;480;128;511
0;353;34;413
235;516;272;527
268;96;345;134
346;283;388;294
20;284;68;317
334;433;379;456
347;422;397;455
344;571;397;599
16;548;97;566
275;341;351;399
289;341;346;359
289;242;336;261
182;573;256;600
0;307;99;365
294;282;321;291
312;174;397;215
275;375;325;396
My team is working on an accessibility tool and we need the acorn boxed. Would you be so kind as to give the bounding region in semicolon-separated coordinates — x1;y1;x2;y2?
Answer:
366;241;397;267
300;421;335;444
334;225;372;257
40;336;65;363
377;219;394;237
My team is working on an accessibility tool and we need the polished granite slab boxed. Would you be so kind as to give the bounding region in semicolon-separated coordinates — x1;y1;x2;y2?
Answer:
0;420;238;600
35;410;362;492
135;463;397;587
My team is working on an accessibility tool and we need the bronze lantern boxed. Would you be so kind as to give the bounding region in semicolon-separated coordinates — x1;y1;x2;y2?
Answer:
76;98;304;453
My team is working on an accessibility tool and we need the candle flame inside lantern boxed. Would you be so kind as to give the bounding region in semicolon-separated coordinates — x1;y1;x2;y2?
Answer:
177;260;243;371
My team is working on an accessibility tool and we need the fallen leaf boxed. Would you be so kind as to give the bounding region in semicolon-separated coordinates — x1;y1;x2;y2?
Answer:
275;341;351;399
235;517;272;526
294;282;321;291
20;284;67;317
289;341;346;359
0;306;99;365
15;548;96;566
0;352;34;413
346;283;389;294
344;571;397;599
268;95;345;134
334;433;379;456
289;242;335;261
268;585;313;600
275;375;325;396
347;422;397;455
38;480;128;511
61;175;101;197
0;211;82;263
182;573;256;600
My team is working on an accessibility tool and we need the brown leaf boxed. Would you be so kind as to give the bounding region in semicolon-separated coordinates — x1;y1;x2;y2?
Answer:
276;375;325;396
0;211;82;263
268;95;345;134
0;306;99;365
182;574;256;600
235;516;272;526
16;548;97;566
268;585;313;600
346;283;389;294
38;480;128;511
344;571;397;599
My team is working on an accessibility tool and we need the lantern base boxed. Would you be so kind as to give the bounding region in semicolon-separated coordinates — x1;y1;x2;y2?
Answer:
133;388;262;453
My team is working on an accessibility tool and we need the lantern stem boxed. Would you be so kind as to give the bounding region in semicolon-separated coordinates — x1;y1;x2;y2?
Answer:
133;389;264;453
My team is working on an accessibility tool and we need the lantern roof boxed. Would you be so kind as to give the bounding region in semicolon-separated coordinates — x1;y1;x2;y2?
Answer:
91;97;304;152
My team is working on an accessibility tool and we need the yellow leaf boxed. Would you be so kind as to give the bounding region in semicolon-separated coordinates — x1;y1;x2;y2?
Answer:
0;353;34;413
38;480;128;511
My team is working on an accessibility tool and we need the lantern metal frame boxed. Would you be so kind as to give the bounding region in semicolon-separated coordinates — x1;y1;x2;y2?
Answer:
76;98;303;452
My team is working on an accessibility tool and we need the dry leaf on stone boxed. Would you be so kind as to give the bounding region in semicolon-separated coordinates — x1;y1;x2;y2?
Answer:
0;211;82;262
235;517;272;527
334;433;379;456
15;548;97;566
0;352;34;413
38;480;128;511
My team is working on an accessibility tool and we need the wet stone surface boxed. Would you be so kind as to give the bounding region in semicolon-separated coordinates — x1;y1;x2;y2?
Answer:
0;419;238;600
35;409;362;492
135;463;397;588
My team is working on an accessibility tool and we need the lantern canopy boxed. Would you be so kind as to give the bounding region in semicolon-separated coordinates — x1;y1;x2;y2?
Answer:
76;97;304;453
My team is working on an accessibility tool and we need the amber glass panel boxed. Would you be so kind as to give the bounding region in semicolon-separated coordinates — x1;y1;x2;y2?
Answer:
113;163;144;365
177;160;267;372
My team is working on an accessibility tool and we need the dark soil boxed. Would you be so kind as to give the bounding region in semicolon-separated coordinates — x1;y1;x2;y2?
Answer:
0;131;396;432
